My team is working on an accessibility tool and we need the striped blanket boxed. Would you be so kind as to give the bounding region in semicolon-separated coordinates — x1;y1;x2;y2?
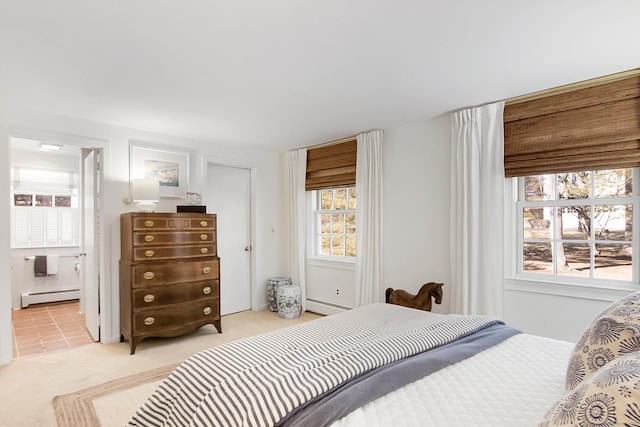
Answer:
129;303;502;427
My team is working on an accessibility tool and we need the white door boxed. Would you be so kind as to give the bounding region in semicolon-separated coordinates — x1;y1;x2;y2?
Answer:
81;149;100;341
205;164;251;315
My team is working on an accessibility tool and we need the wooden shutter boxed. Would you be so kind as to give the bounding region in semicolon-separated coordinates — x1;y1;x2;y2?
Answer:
305;139;357;191
503;73;640;178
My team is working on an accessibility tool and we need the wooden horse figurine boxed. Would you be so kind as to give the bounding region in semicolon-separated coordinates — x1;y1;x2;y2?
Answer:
385;282;444;312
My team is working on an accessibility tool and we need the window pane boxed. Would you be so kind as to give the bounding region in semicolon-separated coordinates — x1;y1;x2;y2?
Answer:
320;235;330;255
346;213;356;234
55;196;71;207
348;188;356;209
36;194;52;207
559;243;590;277
594;205;631;241
14;194;33;206
595;169;631;198
331;236;344;256
334;189;347;210
321;190;333;209
523;207;551;239
523;242;552;274
346;236;356;257
595;243;632;281
558;172;591;199
332;213;345;233
320;214;331;233
560;206;590;240
524;175;554;201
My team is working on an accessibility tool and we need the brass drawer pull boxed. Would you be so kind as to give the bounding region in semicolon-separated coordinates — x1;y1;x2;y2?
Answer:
144;235;155;242
203;286;212;295
202;266;211;274
200;248;209;254
144;317;155;326
203;307;212;315
144;220;154;227
143;294;155;303
143;271;155;280
200;234;208;241
145;250;155;257
200;220;208;227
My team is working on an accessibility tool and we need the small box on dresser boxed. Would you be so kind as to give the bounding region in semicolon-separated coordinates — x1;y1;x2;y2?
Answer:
119;212;221;354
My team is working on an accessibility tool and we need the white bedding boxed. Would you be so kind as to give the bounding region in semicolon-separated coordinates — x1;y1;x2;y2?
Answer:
331;333;574;427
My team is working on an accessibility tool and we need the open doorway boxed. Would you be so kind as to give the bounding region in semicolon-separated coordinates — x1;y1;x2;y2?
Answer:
9;137;101;358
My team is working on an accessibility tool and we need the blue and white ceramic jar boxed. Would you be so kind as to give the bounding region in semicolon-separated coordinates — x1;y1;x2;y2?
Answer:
276;282;301;319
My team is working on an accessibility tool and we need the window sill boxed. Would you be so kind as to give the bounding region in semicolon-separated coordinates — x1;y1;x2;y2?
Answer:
307;257;356;271
505;276;636;302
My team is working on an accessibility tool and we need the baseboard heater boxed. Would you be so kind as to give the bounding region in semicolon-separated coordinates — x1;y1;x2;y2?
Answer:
21;289;80;308
305;299;350;316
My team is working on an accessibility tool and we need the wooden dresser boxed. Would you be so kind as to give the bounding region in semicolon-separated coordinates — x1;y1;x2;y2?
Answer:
119;212;221;354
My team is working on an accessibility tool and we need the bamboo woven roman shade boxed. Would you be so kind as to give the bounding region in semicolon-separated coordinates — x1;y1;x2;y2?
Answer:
305;138;357;190
503;74;640;178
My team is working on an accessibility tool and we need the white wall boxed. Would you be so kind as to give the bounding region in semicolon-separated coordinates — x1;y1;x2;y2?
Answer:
0;107;285;365
381;116;452;315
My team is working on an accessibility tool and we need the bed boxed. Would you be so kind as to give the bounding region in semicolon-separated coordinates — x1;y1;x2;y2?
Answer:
129;294;640;427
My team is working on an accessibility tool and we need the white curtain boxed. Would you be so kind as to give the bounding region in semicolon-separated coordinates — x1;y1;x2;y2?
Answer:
287;149;307;311
450;101;505;317
355;130;384;307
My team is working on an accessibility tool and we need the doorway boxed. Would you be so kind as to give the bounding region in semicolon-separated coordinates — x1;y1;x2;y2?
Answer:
8;136;102;358
204;163;252;315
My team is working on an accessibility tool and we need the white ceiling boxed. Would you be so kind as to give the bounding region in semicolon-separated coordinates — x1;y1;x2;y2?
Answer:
1;1;639;151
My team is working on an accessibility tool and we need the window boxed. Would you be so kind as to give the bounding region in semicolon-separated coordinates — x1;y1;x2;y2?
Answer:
517;168;637;283
11;167;79;248
313;187;356;259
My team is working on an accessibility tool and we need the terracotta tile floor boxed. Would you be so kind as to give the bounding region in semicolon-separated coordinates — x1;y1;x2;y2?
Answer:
12;300;94;359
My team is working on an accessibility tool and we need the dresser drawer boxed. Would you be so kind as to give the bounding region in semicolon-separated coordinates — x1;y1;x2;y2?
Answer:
133;281;219;307
132;231;215;246
132;217;215;231
133;300;219;334
132;244;216;261
132;259;219;287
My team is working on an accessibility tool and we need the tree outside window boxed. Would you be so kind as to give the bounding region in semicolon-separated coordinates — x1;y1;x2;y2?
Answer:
519;168;635;282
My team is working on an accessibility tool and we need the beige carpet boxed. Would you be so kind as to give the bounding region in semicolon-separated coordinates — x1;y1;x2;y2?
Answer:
0;309;321;427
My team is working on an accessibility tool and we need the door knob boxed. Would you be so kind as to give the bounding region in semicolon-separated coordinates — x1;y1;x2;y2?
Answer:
244;246;252;251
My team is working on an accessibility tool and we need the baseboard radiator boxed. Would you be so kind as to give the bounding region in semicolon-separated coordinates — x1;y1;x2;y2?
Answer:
305;299;350;316
21;289;80;308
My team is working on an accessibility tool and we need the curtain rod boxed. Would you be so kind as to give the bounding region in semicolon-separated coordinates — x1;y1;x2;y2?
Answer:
505;68;640;105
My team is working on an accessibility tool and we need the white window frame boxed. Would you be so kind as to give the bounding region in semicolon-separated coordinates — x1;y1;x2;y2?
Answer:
311;187;356;263
506;169;640;298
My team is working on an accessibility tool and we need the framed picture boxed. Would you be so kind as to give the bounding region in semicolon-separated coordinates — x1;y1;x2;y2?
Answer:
130;143;189;198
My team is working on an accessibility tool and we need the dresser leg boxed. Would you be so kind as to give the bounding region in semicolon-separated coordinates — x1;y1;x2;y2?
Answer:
213;320;222;333
130;339;139;355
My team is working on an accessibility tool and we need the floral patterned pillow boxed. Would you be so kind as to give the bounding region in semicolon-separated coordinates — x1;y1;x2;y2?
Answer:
566;291;640;391
596;291;640;334
540;352;640;427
